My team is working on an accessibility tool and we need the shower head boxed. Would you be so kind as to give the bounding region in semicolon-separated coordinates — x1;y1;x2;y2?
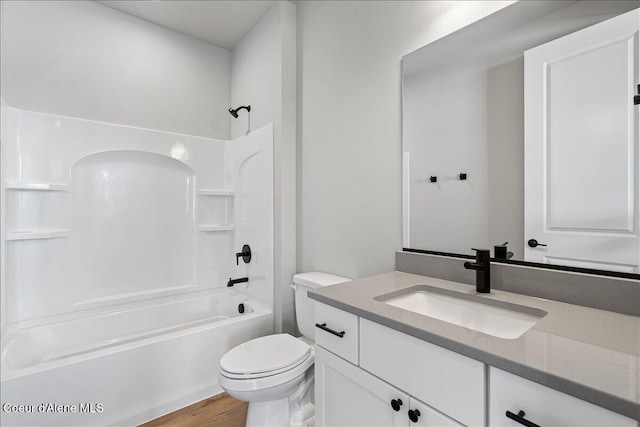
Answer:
229;105;251;118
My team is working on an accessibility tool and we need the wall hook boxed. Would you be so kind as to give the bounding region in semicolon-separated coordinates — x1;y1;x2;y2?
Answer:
459;173;467;180
429;176;437;183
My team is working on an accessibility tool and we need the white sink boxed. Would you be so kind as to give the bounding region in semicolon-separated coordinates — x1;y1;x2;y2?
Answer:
375;285;546;339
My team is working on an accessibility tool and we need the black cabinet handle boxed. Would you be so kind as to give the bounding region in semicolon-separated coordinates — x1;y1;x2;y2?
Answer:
390;398;403;412
506;410;540;427
408;409;421;423
315;323;345;338
527;239;547;248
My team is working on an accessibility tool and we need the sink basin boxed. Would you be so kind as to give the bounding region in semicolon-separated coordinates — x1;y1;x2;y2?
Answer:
375;285;547;339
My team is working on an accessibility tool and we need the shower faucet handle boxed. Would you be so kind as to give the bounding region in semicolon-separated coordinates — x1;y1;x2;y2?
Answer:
235;244;252;265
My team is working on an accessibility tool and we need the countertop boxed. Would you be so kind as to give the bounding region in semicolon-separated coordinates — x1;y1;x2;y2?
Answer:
308;271;640;421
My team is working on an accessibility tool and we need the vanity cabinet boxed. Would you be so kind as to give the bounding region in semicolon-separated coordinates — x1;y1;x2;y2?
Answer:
489;367;636;427
315;346;461;427
315;302;638;427
315;306;478;426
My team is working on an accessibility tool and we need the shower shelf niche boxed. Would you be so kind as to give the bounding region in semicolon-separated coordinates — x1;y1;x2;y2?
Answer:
5;181;71;241
197;188;234;230
6;182;70;192
6;229;70;241
198;224;235;232
197;189;234;197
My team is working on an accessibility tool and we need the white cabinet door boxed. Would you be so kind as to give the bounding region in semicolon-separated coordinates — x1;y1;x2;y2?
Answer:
409;398;463;427
489;367;636;427
315;346;409;427
359;318;485;427
524;8;640;272
315;345;465;427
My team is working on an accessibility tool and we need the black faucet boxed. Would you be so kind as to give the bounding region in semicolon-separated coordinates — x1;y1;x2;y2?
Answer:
494;242;514;260
227;277;248;287
463;248;490;293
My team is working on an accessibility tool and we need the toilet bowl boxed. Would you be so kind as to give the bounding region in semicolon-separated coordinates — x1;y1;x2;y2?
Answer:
219;334;315;426
218;272;350;427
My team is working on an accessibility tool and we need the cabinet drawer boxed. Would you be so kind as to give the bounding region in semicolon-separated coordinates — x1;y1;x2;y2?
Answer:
360;318;485;427
489;367;636;426
315;302;359;364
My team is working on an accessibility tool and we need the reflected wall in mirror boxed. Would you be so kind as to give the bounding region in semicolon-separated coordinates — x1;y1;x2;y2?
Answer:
402;0;639;275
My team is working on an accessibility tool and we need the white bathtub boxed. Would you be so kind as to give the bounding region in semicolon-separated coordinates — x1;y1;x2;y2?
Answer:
0;289;273;426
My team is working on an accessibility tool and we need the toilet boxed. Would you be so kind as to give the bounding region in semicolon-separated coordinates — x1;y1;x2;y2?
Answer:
219;272;350;427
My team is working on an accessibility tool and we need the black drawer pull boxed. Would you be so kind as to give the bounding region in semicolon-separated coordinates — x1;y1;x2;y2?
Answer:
506;410;540;427
315;323;345;338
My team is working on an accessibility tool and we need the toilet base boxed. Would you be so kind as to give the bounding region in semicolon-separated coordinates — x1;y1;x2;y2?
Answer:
242;369;314;427
246;398;288;426
246;399;314;427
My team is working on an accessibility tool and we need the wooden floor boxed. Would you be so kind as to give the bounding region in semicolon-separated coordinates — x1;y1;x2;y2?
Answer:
140;392;248;427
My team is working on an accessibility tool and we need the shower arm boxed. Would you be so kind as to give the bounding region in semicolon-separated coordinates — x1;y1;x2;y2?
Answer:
229;106;251;117
228;105;251;134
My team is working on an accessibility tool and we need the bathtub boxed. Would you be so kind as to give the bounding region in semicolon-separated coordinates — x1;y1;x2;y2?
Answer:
0;289;273;426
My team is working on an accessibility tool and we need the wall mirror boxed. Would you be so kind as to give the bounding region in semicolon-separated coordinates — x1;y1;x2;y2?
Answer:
402;0;639;276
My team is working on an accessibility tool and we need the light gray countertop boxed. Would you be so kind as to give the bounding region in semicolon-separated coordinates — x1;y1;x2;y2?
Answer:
308;271;640;421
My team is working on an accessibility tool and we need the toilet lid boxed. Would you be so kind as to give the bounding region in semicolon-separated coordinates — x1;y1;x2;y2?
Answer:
220;334;311;376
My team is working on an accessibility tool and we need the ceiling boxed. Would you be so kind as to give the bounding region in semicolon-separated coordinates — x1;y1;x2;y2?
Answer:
98;0;276;50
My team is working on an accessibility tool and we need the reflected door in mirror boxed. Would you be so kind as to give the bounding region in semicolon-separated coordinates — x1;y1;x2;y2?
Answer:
524;9;640;273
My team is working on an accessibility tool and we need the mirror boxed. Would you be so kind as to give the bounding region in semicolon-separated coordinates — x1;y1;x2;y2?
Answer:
402;1;639;276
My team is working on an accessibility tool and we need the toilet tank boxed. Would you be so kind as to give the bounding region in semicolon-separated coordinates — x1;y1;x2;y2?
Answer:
292;272;351;341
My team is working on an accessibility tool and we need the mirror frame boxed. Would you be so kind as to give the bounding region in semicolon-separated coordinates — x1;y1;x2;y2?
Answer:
402;248;640;280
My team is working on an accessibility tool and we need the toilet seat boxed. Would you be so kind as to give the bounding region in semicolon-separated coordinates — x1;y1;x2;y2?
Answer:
220;334;311;379
219;335;315;394
221;353;310;379
219;348;315;394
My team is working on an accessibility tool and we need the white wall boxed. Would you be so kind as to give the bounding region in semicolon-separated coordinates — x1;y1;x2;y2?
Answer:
296;1;513;279
231;2;297;333
0;0;231;139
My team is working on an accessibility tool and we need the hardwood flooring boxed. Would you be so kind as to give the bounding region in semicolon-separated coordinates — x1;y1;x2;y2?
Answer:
140;392;248;427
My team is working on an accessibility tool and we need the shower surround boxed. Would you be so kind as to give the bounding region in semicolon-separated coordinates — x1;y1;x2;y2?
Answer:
0;105;274;426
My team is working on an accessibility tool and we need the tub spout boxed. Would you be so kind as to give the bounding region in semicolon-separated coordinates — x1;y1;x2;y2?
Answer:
227;277;249;287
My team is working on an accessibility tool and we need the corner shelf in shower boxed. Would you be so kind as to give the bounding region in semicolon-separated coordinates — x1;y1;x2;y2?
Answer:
198;224;235;232
6;182;70;192
6;229;70;241
197;189;234;197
